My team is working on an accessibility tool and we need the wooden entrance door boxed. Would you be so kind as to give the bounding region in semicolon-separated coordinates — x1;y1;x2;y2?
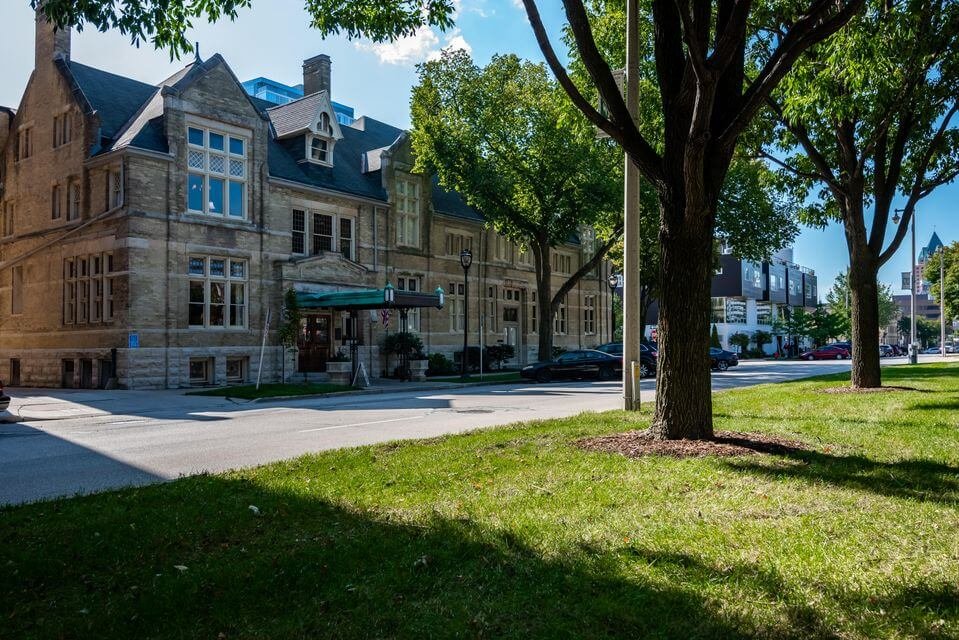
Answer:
298;313;332;372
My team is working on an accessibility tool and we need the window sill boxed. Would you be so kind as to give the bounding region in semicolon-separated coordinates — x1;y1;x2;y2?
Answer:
181;212;254;228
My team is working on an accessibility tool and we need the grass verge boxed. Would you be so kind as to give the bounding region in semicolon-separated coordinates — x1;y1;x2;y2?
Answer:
186;382;352;399
3;363;958;638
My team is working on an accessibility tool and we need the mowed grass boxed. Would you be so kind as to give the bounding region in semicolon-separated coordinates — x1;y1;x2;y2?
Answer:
187;382;352;399
3;364;959;639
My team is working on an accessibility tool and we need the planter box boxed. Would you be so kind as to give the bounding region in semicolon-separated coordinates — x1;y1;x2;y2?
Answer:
409;359;429;382
326;361;353;386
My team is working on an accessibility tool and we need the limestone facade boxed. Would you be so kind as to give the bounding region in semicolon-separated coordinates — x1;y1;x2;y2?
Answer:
0;14;612;389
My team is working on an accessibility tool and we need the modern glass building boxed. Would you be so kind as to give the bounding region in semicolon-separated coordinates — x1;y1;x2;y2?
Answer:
241;76;355;125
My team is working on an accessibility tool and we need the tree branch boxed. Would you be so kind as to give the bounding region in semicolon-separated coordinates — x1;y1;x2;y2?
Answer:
551;223;624;307
720;0;865;147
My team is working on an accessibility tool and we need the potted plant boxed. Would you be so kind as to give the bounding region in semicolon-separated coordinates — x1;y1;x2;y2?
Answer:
326;349;352;385
383;332;425;381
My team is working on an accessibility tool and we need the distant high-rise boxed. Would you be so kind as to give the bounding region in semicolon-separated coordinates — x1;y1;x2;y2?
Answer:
241;76;355;126
914;232;944;295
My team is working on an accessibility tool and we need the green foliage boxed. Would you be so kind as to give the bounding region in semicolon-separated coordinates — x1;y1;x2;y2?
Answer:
34;0;454;59
484;345;516;371
278;289;301;349
382;332;424;359
924;242;959;324
5;363;959;638
898;316;942;347
411;50;622;360
753;330;773;354
778;307;814;342
710;325;721;349
808;305;849;347
729;332;752;352
426;352;456;377
411;50;620;257
826;273;898;333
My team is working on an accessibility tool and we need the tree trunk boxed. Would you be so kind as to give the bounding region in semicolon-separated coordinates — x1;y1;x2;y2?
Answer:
651;202;714;440
849;259;882;388
534;239;554;362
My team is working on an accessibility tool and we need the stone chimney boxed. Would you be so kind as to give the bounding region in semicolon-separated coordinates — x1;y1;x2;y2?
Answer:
36;6;71;66
303;54;331;96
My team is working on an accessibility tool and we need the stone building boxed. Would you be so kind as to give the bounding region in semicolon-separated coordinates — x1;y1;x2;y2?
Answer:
0;14;611;389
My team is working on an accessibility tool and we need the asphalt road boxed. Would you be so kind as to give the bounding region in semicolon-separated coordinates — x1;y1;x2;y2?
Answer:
0;358;902;505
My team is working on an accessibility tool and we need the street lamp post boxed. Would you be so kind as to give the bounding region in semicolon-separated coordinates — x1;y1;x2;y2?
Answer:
607;273;619;342
459;248;473;379
893;207;917;364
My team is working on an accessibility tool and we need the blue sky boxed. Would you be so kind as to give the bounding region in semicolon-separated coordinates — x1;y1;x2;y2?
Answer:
1;0;954;298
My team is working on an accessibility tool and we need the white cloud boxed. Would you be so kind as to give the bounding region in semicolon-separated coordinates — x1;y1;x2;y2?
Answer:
511;0;525;10
427;29;473;61
357;27;471;66
355;26;440;65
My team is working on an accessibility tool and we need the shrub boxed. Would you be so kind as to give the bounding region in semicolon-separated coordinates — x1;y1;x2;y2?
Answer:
427;353;456;376
383;332;425;359
729;332;752;353
485;344;516;370
710;324;722;349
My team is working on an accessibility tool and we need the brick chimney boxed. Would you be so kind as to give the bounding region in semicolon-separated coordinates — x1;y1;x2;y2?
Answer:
303;54;331;96
36;6;71;66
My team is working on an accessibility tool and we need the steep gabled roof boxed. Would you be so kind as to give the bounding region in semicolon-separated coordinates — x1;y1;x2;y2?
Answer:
266;91;341;138
65;61;157;148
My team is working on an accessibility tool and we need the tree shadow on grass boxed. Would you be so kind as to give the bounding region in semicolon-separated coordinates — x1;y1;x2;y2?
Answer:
907;396;959;412
0;476;769;640
725;450;959;506
616;547;958;639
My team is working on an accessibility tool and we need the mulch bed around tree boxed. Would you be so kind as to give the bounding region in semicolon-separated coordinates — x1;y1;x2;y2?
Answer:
577;430;809;459
820;385;921;394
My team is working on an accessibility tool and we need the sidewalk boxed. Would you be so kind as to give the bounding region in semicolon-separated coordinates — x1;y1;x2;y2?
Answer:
0;376;526;423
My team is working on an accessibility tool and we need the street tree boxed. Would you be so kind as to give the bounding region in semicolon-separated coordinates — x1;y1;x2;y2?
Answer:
826;273;898;337
898;316;940;347
923;242;959;324
808;305;848;347
36;0;864;440
411;51;621;361
763;0;959;388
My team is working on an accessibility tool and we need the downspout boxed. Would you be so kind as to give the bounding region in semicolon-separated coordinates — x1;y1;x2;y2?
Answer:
163;149;172;389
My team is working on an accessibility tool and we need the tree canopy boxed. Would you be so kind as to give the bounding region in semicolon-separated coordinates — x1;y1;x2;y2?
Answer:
763;0;959;387
923;241;959;324
410;51;621;359
826;272;898;333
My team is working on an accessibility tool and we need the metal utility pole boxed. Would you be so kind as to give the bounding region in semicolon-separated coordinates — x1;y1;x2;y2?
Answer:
911;214;917;363
622;0;642;411
941;248;947;357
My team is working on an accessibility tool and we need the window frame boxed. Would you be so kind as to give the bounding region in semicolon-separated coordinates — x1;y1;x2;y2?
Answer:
395;176;421;248
291;208;357;261
186;123;249;220
187;256;249;330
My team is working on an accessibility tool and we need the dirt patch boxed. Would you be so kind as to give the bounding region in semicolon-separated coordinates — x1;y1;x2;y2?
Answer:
820;385;920;394
577;430;809;459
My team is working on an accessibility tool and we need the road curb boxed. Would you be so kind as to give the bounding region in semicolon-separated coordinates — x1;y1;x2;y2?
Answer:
249;378;527;404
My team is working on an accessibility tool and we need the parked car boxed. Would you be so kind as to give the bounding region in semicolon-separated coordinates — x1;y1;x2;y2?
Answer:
521;350;623;383
800;345;850;360
946;345;957;354
710;348;739;371
879;344;894;358
0;381;9;413
594;342;658;378
922;346;942;354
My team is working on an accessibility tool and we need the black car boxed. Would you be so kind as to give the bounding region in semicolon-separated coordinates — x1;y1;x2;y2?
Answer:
0;381;9;413
710;348;739;372
594;342;657;378
521;350;623;383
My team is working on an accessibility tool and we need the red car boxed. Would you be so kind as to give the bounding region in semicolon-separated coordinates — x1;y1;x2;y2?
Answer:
800;345;850;360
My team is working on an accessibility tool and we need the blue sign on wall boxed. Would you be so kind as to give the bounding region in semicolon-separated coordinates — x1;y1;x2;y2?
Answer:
128;332;139;349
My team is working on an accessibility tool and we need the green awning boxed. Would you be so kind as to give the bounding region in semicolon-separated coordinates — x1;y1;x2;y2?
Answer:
296;286;444;311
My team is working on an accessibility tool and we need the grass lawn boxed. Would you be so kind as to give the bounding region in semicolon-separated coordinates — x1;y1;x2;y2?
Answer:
187;382;352;399
3;363;959;639
429;370;524;383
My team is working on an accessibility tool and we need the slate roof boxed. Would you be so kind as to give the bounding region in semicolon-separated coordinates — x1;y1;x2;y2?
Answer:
267;91;328;137
58;56;490;223
66;61;159;151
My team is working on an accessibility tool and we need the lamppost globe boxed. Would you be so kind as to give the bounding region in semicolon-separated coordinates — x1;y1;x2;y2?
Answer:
607;273;619;290
459;248;473;270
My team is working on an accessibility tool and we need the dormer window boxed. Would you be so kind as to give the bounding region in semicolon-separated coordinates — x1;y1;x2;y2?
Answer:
319;112;332;135
310;136;330;164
